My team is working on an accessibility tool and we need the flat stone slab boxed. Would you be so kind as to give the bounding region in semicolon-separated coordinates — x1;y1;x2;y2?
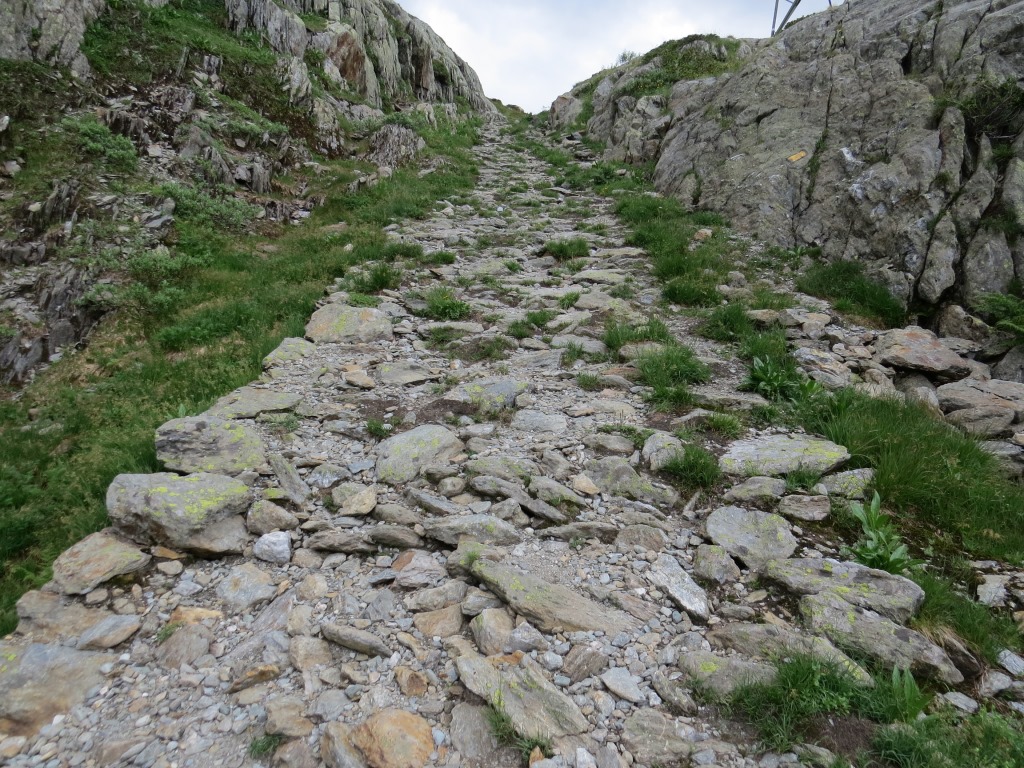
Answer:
156;415;266;475
705;506;797;572
106;472;251;551
305;304;393;343
621;709;694;767
422;515;521;547
376;361;440;386
455;652;589;740
778;495;831;521
0;641;114;738
583;457;679;508
447;377;532;412
375;425;464;485
50;530;150;595
601;667;645;703
874;327;970;378
510;410;569;434
801;592;963;685
708;623;871;684
677;650;774;697
645;554;710;621
764;558;924;623
262;337;314;368
471;560;637;635
207;387;302;420
719;434;850;477
937;378;1024;421
821;469;874;499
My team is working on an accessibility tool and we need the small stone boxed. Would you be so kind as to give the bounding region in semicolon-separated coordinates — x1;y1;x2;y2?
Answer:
253;531;292;564
778;495;831;521
601;667;644;703
350;709;433;768
941;691;979;714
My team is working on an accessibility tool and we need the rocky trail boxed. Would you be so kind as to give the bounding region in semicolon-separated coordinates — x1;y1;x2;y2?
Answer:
2;118;1024;768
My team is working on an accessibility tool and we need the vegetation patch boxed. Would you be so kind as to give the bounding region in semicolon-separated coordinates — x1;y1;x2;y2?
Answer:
619;35;742;98
661;446;722;491
796;261;905;328
543;237;590;261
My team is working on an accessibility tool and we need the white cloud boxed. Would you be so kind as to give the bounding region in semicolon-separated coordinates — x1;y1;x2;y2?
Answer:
400;0;840;112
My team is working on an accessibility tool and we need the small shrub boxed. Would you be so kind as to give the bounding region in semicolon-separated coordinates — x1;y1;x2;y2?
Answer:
526;309;556;328
506;320;534;340
544;238;590;261
156;183;258;232
785;467;822;492
743;356;804;401
346;292;381;307
460;337;514;362
63;115;137;172
661;446;722;490
424;287;472;321
249;734;284;758
845;492;922;574
702;302;754;343
365;419;392;439
419;249;456;266
504;259;522;273
351;263;402;293
700;412;743;439
636;345;710;410
978;292;1024;344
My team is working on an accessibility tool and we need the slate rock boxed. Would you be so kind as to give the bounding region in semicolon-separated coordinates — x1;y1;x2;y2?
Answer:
216;563;276;614
207;386;302;419
455;652;589;740
821;469;874;499
155;416;265;475
305;304;394;344
720;434;850;477
937;378;1024;421
269;454;312;505
412;604;464;638
642;431;684;472
708;623;871;684
645;554;710;621
50;530;150;595
471;560;637;634
470;608;514;655
247;500;300;535
450;703;502;762
620;709;693;767
677;650;774;696
705;506;797;571
723;476;787;503
321;722;365;768
764;558;924;623
778;495;831;521
801;592;963;685
376;425;464;485
422;514;521;546
155;623;213;669
692;544;741;585
253;531;292;564
76;615;142;651
583;457;679;507
447;377;533;412
465;456;539;482
510;410;569;434
874;327;971;378
601;667;644;703
106;472;251;550
0;642;113;738
393;550;448;589
377;362;439;386
322;623;391;658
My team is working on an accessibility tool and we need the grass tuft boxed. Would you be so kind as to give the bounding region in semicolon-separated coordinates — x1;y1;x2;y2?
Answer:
796;261;905;328
661;446;722;491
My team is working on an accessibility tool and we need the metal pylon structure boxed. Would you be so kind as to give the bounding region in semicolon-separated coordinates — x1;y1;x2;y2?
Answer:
771;0;803;35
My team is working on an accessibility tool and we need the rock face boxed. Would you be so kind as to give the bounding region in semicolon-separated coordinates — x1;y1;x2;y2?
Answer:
552;0;1024;311
225;0;494;113
0;0;108;77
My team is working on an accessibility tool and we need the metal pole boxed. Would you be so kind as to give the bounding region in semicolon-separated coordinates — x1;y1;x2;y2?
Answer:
772;0;805;36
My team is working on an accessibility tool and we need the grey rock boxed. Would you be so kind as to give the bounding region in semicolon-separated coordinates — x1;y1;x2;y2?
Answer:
156;623;213;669
465;456;540;482
50;530;150;595
321;623;391;658
423;514;521;546
450;703;502;762
821;469;874;500
470;608;514;655
393;550;448;590
874;327;971;378
620;709;693;766
471;560;637;634
529;476;587;506
651;672;697;715
723;476;787;503
563;643;609;683
246;500;300;535
937;378;1024;421
216;563;276;614
801;592;963;685
253;531;292;564
448;377;533;412
376;425;463;485
677;650;775;696
705;506;797;571
646;554;710;621
468;475;567;523
269;454;312;505
262;337;314;368
76;615;142;651
155;416;265;475
719;435;850;477
642;431;685;472
764;557;924;623
208;386;302;419
583;457;679;507
305;304;393;343
601;667;644;703
778;495;831;521
510;410;569;434
106;472;251;551
692;544;741;585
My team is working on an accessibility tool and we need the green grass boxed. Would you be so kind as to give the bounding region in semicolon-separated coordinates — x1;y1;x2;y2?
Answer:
698;412;744;439
506;320;534;340
423;287;472;321
249;734;285;758
635;345;710;410
0;112;481;633
661;446;722;490
602;318;673;354
796;261;905;328
558;291;581;309
62;115;137;172
543;238;590;261
873;708;1024;768
619;34;742;97
486;704;552;764
796;389;1024;563
576;373;603;391
525;309;556;328
598;424;654;449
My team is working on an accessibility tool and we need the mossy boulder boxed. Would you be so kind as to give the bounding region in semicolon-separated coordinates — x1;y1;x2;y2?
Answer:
719;434;850;477
305;304;393;343
106;472;252;551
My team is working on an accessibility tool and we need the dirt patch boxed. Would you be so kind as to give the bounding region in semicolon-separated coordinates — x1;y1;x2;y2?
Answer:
804;714;879;760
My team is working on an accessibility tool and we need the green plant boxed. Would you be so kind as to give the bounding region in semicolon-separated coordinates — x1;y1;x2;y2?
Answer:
560;342;586;366
702;302;754;343
577;373;602;391
486;701;552;764
249;734;284;758
559;291;581;309
744;356;805;401
978;292;1024;343
846;493;922;574
785;467;822;493
661;446;722;490
543;238;590;261
459;337;515;362
603;318;673;353
155;622;183;644
504;259;522;273
424;287;472;321
365;419;392;439
599;424;654;449
62;115;137;172
506;320;534;340
525;309;556;328
350;263;403;293
873;709;1024;768
662;278;723;307
796;262;905;328
699;412;744;439
636;345;710;410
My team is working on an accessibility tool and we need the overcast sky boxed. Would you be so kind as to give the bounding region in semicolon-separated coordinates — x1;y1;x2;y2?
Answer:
401;0;841;112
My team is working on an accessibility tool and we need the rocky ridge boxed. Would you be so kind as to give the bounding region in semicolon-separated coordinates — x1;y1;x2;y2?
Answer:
2;121;1024;768
550;0;1024;317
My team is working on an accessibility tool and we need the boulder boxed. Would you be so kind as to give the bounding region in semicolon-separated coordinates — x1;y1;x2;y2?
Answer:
719;435;850;477
156;416;265;475
705;506;797;571
305;304;393;344
50;530;150;595
375;425;463;485
873;327;971;379
106;472;251;551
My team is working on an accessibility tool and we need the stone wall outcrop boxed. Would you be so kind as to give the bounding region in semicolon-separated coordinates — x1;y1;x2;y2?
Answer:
552;0;1024;313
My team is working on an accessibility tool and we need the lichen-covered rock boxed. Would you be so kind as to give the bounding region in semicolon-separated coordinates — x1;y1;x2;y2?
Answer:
719;434;850;477
800;592;963;685
705;506;797;571
620;708;694;767
583;457;679;507
645;554;710;621
470;560;637;635
422;514;521;547
676;650;774;697
207;386;302;419
155;416;266;475
642;431;684;472
764;557;925;623
50;530;150;595
375;425;463;484
447;377;532;412
106;472;251;550
262;337;315;368
305;304;394;344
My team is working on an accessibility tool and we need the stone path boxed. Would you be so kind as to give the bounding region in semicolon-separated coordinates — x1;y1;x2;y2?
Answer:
2;120;1023;768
